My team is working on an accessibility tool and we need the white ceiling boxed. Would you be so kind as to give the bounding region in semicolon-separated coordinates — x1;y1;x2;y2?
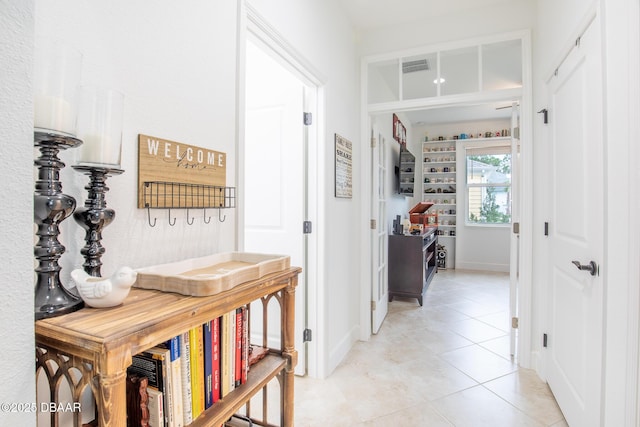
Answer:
340;0;521;126
339;0;519;31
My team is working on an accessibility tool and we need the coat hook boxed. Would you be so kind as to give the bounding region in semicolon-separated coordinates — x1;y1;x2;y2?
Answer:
186;208;195;225
146;205;157;227
218;209;226;223
203;208;211;224
168;208;176;226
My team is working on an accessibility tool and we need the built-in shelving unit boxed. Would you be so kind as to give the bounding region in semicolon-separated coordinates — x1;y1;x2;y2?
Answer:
423;140;458;246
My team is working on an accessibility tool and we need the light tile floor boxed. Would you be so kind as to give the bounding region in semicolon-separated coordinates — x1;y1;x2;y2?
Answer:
294;269;568;426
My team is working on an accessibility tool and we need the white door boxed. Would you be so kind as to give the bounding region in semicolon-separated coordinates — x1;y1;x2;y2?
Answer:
371;124;388;333
545;16;604;426
509;102;520;357
244;39;308;375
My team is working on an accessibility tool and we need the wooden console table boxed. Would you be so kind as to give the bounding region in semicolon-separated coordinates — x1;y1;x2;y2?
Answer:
388;228;438;306
35;267;300;427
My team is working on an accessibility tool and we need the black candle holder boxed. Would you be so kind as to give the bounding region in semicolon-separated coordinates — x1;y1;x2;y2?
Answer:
34;131;85;320
72;165;124;277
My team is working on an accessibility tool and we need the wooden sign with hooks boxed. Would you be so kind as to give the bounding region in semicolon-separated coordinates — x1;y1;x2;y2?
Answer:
137;134;227;209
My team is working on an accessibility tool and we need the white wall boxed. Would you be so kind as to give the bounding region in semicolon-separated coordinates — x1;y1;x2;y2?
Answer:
35;1;238;281
0;1;37;425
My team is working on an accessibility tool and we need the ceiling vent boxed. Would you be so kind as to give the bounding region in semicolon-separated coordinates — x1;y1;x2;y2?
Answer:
402;59;431;73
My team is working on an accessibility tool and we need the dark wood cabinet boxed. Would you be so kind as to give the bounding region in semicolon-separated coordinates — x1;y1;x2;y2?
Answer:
388;228;437;306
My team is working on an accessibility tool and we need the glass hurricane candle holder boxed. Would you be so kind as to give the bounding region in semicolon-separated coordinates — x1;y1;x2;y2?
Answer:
76;87;124;168
33;38;82;136
33;38;84;320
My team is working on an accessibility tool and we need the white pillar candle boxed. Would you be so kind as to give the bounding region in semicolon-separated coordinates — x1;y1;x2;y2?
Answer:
78;133;121;166
76;87;124;167
34;94;75;135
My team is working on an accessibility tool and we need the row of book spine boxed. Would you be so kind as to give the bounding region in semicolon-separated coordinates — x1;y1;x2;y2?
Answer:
126;306;249;427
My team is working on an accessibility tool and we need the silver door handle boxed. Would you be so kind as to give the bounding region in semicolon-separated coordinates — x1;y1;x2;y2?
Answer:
571;260;598;276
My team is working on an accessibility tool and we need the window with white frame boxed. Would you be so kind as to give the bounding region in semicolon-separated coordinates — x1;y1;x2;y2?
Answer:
466;145;511;225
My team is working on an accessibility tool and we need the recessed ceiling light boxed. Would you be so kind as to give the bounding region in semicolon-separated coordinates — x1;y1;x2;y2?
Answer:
433;77;446;84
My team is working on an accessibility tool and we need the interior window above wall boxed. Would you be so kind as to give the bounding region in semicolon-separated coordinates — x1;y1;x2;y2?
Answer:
365;34;525;106
368;59;400;103
482;40;523;91
402;53;438;100
440;46;479;96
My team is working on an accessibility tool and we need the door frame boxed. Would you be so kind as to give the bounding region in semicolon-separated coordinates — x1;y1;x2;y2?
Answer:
237;1;326;378
358;31;534;369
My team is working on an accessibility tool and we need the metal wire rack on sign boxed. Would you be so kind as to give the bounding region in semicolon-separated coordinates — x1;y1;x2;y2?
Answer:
143;181;236;227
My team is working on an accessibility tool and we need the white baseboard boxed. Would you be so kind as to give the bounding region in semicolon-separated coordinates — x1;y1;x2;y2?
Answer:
456;261;510;273
326;325;359;376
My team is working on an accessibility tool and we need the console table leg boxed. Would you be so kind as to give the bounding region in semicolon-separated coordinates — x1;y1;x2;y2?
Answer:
282;277;297;427
95;371;126;427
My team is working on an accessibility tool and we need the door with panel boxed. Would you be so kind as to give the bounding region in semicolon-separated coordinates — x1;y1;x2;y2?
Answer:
545;16;604;427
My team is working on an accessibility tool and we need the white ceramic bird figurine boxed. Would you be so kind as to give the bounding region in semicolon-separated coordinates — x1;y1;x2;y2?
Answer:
72;266;138;308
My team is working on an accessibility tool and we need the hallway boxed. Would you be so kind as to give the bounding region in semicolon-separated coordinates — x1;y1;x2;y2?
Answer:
294;270;567;426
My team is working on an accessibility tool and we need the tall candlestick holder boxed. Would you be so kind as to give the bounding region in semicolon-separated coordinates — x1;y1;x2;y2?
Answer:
34;131;85;320
72;165;124;277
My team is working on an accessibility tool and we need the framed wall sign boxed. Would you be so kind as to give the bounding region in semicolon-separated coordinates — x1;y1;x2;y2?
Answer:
137;134;226;208
334;133;352;198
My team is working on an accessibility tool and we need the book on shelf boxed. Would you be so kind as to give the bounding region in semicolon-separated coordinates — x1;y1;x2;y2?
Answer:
179;331;193;425
203;320;214;409
241;307;248;384
164;336;184;427
220;311;231;398
125;373;149;427
235;307;243;387
212;316;221;403
229;309;236;394
129;351;163;392
146;388;164;427
189;325;205;419
144;346;180;427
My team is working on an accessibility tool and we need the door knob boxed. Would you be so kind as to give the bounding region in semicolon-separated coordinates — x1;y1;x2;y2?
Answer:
571;260;598;276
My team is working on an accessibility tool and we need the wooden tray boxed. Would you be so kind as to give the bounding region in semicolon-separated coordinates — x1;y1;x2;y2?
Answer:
134;252;290;296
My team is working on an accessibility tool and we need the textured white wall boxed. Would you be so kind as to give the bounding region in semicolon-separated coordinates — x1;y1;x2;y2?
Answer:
0;1;37;425
34;1;239;284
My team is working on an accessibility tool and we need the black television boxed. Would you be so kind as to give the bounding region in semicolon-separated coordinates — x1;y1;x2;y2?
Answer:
396;146;415;196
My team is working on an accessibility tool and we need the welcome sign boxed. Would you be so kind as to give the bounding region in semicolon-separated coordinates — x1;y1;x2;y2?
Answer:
137;134;227;208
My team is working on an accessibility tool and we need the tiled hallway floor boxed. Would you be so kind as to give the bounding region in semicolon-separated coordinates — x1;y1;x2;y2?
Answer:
294;269;568;426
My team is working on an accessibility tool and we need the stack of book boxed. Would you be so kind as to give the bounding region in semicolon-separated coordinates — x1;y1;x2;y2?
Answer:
126;306;250;427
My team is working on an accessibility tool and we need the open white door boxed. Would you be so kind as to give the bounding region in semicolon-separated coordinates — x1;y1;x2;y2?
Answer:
244;39;309;375
545;15;604;426
371;124;388;334
509;102;520;358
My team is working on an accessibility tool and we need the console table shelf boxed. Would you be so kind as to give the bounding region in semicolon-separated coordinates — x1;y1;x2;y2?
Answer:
35;267;301;427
